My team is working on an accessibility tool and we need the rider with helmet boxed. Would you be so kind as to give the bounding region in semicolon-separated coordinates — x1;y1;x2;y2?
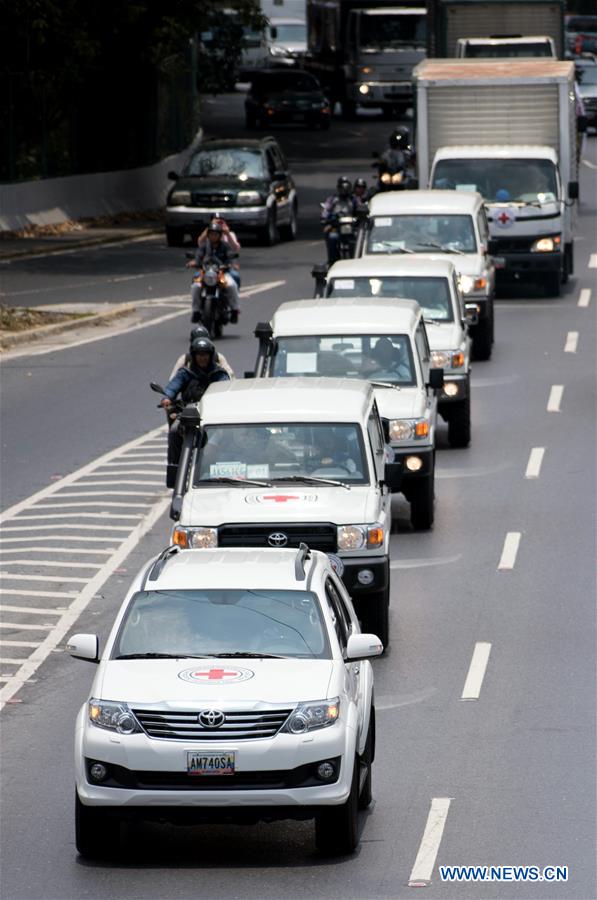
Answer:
353;177;370;216
321;176;360;265
188;221;240;324
374;127;414;192
170;325;235;379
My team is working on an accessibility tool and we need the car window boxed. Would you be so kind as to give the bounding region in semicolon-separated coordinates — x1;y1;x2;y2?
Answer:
367;214;477;254
270;145;285;173
325;578;350;649
265;148;277;178
367;408;385;461
433;157;558;205
415;323;430;365
327;275;454;322
185;149;265;180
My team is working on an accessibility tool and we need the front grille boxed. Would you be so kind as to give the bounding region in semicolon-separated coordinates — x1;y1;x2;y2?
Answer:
491;236;536;254
133;708;292;741
192;192;235;207
218;522;337;551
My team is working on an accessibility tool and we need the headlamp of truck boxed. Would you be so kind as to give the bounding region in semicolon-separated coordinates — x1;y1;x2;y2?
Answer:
459;275;487;294
282;699;340;734
169;190;191;206
337;525;366;550
89;700;141;735
531;235;561;252
431;350;450;368
380;172;391;184
237;191;262;206
391;172;403;184
172;526;218;549
389;418;429;442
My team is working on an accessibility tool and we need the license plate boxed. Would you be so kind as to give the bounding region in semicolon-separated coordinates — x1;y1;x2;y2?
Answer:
340;224;353;235
187;751;235;775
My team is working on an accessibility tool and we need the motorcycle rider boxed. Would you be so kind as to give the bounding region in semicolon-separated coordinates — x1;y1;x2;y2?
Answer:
197;216;241;290
353;177;370;215
170;325;235;379
321;176;359;265
160;336;231;467
373;127;413;193
188;221;240;324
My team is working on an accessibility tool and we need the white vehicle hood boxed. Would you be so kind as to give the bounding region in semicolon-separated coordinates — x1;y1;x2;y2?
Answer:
98;658;335;706
373;386;425;420
426;322;463;352
407;252;483;278
486;200;561;237
181;485;379;526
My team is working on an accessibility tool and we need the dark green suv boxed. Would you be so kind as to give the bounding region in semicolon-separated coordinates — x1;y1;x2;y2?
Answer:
165;137;298;246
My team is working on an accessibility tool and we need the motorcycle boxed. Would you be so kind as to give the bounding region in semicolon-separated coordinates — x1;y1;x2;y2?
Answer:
371;149;418;194
150;382;185;489
321;200;358;260
187;253;238;339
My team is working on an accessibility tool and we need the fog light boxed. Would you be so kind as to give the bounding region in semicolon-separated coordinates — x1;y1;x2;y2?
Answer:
406;456;423;472
357;569;374;586
90;763;107;782
444;382;459;397
359;84;369;95
317;761;336;780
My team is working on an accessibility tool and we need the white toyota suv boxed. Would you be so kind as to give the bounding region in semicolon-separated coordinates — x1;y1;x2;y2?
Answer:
68;546;382;858
323;257;472;447
252;295;443;529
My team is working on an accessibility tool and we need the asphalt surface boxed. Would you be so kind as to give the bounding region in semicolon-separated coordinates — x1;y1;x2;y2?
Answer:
1;92;596;900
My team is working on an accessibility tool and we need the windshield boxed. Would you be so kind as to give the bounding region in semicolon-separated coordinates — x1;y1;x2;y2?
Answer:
113;589;330;660
464;41;553;57
359;12;426;50
577;65;597;86
271;23;307;43
327;277;453;322
367;214;477;254
185;149;265;179
193;423;369;485
432;158;558;205
271;334;416;385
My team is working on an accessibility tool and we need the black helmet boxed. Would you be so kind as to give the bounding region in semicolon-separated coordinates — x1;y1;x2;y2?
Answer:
189;324;210;343
191;336;215;357
389;127;409;150
337;176;352;197
207;221;224;235
354;177;367;190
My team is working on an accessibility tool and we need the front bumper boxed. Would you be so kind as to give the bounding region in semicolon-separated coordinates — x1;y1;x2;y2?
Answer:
390;445;434;485
495;250;563;281
438;374;469;410
462;294;491;322
349;81;412;105
341;555;389;596
166;205;269;232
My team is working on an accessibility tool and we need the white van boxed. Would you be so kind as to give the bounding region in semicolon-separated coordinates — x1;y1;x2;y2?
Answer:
358;190;495;360
169;378;400;646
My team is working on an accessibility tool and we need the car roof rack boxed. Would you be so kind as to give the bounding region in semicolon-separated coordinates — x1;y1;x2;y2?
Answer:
147;545;180;583
295;542;311;581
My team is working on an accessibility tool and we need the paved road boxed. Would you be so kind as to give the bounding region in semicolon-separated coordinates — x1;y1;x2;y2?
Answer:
1;101;596;899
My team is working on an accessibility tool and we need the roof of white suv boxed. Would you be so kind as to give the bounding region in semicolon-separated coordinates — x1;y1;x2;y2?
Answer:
272;297;421;336
144;547;324;591
200;377;374;425
327;256;457;279
368;189;483;216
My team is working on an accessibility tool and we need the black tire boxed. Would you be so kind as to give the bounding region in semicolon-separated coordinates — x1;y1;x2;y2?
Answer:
315;756;359;855
165;227;184;248
447;393;471;448
544;271;561;297
562;243;573;284
358;707;375;810
360;587;390;648
258;209;277;246
213;318;223;339
202;296;215;339
471;315;493;361
75;793;120;859
410;471;434;531
279;202;298;241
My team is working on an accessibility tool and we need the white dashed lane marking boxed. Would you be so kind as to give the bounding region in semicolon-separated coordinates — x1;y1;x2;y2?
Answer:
564;331;579;353
547;385;564;412
498;532;521;571
589;254;597;268
578;289;591;307
525;448;545;479
408;798;453;887
461;642;492;700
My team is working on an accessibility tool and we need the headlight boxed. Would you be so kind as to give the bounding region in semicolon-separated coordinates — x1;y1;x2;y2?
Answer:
282;698;340;734
531;235;561;252
380;172;391;184
359;84;370;95
236;191;262;206
337;524;366;550
391;172;403;184
459;275;487;294
169;190;191;206
89;700;141;735
361;66;372;74
389;419;429;442
270;45;289;57
431;350;464;369
172;526;218;549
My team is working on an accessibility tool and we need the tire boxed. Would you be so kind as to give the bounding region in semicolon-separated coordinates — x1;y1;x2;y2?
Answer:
279;202;298;242
213;318;223;339
543;272;561;297
315;756;359;855
75;792;120;859
447;393;471;448
165;227;184;248
202;296;215;339
471;315;493;361
410;471;434;531
358;707;375;811
360;587;390;648
258;209;277;247
562;243;573;284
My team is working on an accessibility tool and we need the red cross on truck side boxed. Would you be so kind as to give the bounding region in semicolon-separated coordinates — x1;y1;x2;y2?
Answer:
497;211;511;225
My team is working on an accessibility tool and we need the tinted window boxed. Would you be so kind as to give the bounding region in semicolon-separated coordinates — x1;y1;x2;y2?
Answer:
186;149;265;179
327;275;453;322
271;23;307;43
464;42;553;57
367;214;477;254
359;12;426;49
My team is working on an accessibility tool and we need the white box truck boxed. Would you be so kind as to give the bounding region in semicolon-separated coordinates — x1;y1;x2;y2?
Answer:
414;59;579;295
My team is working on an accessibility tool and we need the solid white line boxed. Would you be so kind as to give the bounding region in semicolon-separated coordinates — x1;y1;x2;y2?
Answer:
578;289;591;307
461;643;492;700
408;798;452;886
525;447;545;479
498;532;521;570
0;495;170;709
0;572;88;583
0;640;40;648
589;254;597;268
547;385;564;412
564;331;579;353
0;659;24;664
0;622;53;631
0;605;63;615
1;560;102;569
0;544;114;552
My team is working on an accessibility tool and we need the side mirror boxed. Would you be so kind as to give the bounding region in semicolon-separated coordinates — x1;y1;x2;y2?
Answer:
166;464;178;489
384;461;402;491
428;368;444;390
150;381;166;395
568;181;579;200
167;170;179;181
346;633;384;660
577;116;588;134
66;633;99;663
464;303;479;325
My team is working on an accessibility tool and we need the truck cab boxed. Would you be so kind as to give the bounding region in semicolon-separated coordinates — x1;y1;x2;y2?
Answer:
169;378;399;646
252;296;443;530
357;190;495;360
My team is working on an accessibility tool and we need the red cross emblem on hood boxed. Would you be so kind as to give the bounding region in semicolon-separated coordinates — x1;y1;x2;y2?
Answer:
194;668;238;681
261;494;300;503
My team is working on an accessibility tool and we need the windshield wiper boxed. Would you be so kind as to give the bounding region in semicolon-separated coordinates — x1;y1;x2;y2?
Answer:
196;476;271;487
369;380;402;389
273;474;351;490
375;241;414;253
211;652;286;659
115;653;210;660
415;241;465;255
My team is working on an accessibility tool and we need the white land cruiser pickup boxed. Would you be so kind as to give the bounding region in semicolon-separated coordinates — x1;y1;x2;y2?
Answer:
167;378;400;645
67;545;383;858
323;257;472;447
357;189;495;361
252;295;444;530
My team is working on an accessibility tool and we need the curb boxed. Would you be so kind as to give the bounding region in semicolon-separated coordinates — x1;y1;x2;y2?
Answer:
0;227;162;262
0;302;137;350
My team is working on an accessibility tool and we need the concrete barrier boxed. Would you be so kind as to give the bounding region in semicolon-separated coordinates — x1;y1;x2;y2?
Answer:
0;132;202;232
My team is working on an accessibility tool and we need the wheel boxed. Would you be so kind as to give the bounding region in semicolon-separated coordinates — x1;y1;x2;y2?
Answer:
75;792;120;859
279;202;298;241
471;315;493;361
213;319;223;339
543;272;561;297
359;587;389;648
315;756;359;855
258;209;277;246
562;243;573;284
165;227;184;247
410;471;434;531
202;296;215;339
358;707;375;810
447;393;471;448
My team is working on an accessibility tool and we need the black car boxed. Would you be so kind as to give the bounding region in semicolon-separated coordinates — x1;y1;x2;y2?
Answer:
245;69;331;130
165;138;298;247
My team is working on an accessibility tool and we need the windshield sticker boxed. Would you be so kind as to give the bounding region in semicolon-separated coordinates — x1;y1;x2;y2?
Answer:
245;493;319;504
493;208;516;228
179;666;255;684
333;279;355;290
285;352;318;374
374;216;392;227
455;183;477;192
246;464;270;478
210;461;247;478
